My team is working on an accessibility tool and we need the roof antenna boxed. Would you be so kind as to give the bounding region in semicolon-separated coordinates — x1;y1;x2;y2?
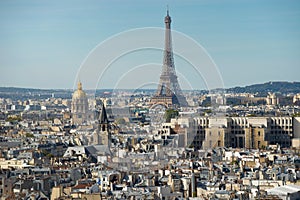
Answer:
167;5;169;16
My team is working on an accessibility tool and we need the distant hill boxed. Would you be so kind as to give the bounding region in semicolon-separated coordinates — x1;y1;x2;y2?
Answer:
0;87;69;93
0;87;73;100
226;81;300;95
0;81;299;100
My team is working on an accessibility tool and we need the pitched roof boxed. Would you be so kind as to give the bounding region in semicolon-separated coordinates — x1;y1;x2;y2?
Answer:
85;145;111;156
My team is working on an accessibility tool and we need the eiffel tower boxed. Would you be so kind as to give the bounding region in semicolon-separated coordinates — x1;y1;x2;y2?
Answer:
151;10;188;108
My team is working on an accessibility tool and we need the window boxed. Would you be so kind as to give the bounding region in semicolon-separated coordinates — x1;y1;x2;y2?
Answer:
258;131;260;136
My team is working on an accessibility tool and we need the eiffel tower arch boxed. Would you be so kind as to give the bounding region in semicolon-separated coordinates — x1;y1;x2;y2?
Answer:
150;10;188;108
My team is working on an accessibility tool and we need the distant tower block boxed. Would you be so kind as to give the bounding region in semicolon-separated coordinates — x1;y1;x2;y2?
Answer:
151;10;188;108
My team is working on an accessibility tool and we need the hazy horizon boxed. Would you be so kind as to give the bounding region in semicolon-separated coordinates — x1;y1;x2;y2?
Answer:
0;80;299;91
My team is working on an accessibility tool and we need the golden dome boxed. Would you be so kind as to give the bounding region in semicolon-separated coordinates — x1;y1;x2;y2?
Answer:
72;81;87;99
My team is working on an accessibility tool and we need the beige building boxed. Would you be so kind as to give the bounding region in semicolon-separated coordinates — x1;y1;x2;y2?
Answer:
0;158;32;169
202;118;231;149
71;81;89;125
244;125;268;149
293;93;300;104
292;117;300;148
266;93;279;105
171;116;299;149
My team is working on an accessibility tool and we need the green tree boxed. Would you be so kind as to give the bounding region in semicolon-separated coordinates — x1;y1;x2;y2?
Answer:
6;115;22;122
164;109;179;122
46;153;54;158
293;112;300;117
25;133;34;138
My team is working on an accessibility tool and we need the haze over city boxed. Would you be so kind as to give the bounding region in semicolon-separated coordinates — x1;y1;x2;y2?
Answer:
1;0;299;89
2;1;300;199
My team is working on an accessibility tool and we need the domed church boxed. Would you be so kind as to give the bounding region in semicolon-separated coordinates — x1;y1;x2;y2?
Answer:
71;81;89;125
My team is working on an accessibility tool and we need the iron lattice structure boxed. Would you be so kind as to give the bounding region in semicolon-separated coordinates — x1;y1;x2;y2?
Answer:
151;11;188;108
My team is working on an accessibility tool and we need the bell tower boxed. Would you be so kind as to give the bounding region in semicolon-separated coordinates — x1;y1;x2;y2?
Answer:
98;104;111;147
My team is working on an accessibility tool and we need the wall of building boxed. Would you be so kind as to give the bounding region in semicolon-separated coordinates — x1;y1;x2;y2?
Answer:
181;116;298;149
245;127;268;149
293;117;300;138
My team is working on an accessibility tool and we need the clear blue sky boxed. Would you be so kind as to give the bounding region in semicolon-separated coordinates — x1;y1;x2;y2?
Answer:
0;0;299;89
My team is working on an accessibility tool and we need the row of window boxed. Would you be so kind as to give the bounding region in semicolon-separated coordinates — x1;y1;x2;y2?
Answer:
271;118;292;125
270;125;292;129
270;131;292;134
195;118;293;127
269;135;291;140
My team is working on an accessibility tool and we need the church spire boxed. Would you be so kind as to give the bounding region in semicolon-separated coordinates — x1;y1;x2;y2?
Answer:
97;103;111;147
99;103;108;124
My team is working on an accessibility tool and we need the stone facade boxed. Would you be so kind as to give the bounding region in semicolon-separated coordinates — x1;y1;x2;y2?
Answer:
171;116;300;149
71;82;89;125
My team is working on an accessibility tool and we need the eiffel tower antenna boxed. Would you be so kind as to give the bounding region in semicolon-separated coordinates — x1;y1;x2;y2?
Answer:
167;5;169;15
150;11;188;108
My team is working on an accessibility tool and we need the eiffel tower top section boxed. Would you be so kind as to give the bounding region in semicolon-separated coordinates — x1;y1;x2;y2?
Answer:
165;9;171;28
163;10;174;70
150;10;188;108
